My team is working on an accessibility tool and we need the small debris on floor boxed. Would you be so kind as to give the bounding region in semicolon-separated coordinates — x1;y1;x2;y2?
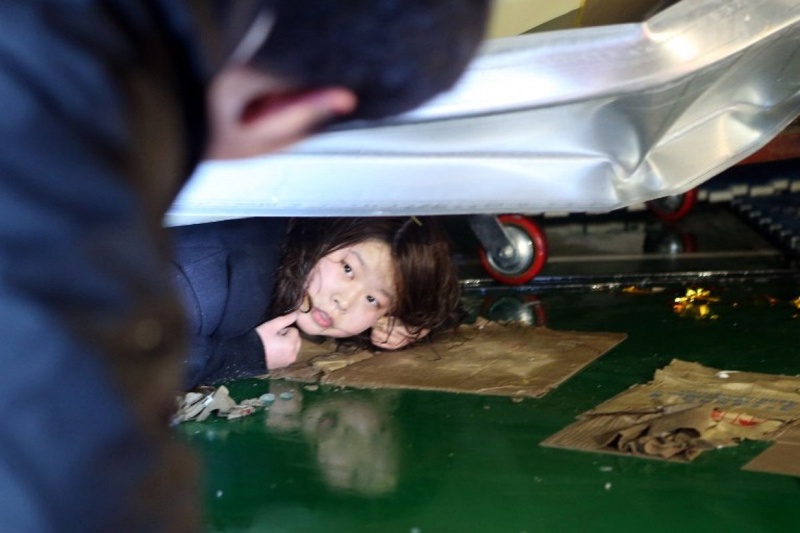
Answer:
673;287;720;320
172;386;267;424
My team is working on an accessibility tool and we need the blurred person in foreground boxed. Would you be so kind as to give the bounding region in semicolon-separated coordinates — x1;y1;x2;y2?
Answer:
0;1;490;530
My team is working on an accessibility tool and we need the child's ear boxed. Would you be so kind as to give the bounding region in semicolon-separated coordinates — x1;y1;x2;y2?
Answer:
204;66;357;160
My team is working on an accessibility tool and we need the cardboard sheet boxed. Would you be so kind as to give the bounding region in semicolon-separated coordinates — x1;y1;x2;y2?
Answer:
743;425;800;477
542;360;800;475
267;321;626;399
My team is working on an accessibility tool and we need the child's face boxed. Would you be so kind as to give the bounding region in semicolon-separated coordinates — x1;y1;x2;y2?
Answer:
296;239;396;338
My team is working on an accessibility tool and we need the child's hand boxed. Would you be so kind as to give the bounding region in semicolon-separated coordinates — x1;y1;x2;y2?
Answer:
370;316;430;350
256;311;301;370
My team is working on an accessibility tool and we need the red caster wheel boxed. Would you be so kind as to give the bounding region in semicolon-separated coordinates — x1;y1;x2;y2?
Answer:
646;188;698;222
478;214;547;285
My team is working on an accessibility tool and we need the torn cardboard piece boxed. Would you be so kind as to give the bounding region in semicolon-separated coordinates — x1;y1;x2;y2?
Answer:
542;360;800;474
268;321;626;399
743;424;800;477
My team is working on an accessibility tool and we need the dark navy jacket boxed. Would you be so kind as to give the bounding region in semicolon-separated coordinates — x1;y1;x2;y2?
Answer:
170;217;289;387
0;1;214;530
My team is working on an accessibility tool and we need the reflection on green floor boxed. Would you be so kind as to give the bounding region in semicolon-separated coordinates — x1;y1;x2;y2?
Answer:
179;279;800;533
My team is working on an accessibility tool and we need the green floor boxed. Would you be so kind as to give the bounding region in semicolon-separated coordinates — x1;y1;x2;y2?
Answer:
179;275;800;532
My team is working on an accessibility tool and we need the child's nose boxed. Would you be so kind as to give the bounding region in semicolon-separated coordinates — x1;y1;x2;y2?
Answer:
332;286;358;311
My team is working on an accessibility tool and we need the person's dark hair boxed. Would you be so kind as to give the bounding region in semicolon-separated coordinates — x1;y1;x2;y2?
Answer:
271;217;462;347
239;0;490;121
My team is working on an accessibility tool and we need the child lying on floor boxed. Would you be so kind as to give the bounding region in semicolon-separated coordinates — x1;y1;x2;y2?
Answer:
170;216;461;388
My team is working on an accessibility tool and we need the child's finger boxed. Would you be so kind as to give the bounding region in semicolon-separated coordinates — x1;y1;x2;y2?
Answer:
279;326;300;341
371;329;404;349
271;310;300;330
373;316;390;330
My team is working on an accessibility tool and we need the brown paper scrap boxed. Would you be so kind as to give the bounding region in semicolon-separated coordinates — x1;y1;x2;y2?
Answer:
542;359;800;466
603;403;785;461
743;424;800;477
267;321;626;399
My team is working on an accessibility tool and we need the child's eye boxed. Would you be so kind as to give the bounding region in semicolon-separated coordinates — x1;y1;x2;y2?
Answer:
342;262;352;276
366;295;380;307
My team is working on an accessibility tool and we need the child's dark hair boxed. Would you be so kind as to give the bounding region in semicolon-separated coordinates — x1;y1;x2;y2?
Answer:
271;217;462;346
226;0;490;121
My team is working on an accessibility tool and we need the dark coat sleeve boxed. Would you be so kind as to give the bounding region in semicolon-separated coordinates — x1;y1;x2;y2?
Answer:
169;217;289;387
0;1;209;530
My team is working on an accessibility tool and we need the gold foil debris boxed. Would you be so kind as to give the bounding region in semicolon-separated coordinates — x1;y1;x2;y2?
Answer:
622;286;665;295
623;286;649;295
673;288;720;320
